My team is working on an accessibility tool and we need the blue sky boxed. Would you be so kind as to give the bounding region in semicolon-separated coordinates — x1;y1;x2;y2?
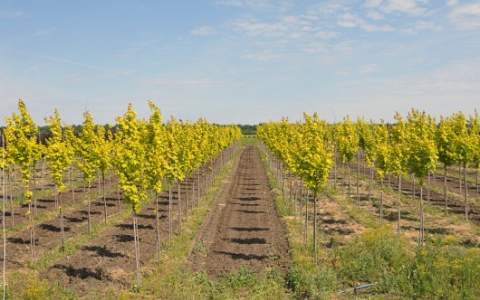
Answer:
1;0;479;125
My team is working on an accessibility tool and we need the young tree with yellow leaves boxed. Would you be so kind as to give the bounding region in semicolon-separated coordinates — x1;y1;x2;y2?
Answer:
450;112;475;220
389;113;408;233
435;115;458;212
405;110;438;245
145;101;167;253
44;110;74;251
471;112;480;194
94;125;113;224
5;99;40;259
112;104;148;285
77;112;100;234
336;116;359;195
373;122;389;221
1;130;8;299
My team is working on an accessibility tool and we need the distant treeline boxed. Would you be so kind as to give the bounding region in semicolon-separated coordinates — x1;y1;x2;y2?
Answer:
238;125;257;135
1;124;258;146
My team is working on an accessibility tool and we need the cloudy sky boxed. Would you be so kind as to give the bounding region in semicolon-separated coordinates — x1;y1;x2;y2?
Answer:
1;0;479;125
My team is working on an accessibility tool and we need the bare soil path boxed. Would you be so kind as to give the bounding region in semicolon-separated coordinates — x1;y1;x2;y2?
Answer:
191;146;289;277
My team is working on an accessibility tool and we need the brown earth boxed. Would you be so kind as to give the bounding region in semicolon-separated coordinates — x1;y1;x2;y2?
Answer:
345;161;480;223
41;155;226;296
0;169;90;228
333;164;480;246
1;176;124;270
190;146;289;277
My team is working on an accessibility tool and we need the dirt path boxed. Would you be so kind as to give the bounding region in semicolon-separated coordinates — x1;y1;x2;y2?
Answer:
190;146;289;276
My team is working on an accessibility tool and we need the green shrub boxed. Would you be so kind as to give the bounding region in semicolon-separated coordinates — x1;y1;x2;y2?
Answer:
407;246;480;299
287;264;337;299
335;226;411;293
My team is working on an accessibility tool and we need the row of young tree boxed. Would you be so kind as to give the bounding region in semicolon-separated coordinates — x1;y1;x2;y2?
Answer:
257;109;480;261
0;99;242;291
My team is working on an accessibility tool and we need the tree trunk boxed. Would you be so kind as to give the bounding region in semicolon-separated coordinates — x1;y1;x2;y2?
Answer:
333;150;337;190
412;176;416;200
177;182;181;232
304;189;309;246
8;170;14;227
87;181;92;234
427;172;431;202
313;191;318;265
168;185;172;241
356;151;360;202
443;165;448;213
102;174;107;224
380;178;384;220
418;185;425;247
133;212;141;286
196;172;200;202
347;163;351;194
464;166;469;221
476;169;479;193
70;167;75;203
397;175;401;235
2;153;7;299
368;168;373;201
33;174;38;217
155;193;161;254
59;191;65;251
29;202;35;261
458;165;462;194
191;179;196;209
293;180;298;216
116;183;121;212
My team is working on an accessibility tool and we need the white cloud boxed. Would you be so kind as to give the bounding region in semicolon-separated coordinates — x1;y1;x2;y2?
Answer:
384;0;426;15
0;10;24;19
146;78;223;88
449;3;480;29
365;0;384;8
334;59;480;121
216;0;271;8
232;19;287;37
191;25;217;36
366;10;384;20
447;0;458;6
364;0;427;16
243;50;282;61
414;20;442;31
33;27;56;37
216;0;292;11
338;13;394;32
315;31;337;39
360;64;379;74
388;60;480;98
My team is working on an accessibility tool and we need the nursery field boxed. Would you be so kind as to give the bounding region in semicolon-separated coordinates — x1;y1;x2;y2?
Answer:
1;102;480;299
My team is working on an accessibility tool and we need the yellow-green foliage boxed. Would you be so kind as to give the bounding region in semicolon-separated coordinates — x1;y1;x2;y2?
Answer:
5;99;39;201
336;115;359;164
373;122;389;179
77;111;100;184
405;109;438;184
44;109;74;192
257;113;333;194
112;104;148;213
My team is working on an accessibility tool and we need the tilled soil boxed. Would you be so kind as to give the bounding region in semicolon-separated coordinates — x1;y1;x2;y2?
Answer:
190;146;289;277
346;162;480;222
331;165;480;246
42;160;223;295
0;175;104;229
2;178;122;270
